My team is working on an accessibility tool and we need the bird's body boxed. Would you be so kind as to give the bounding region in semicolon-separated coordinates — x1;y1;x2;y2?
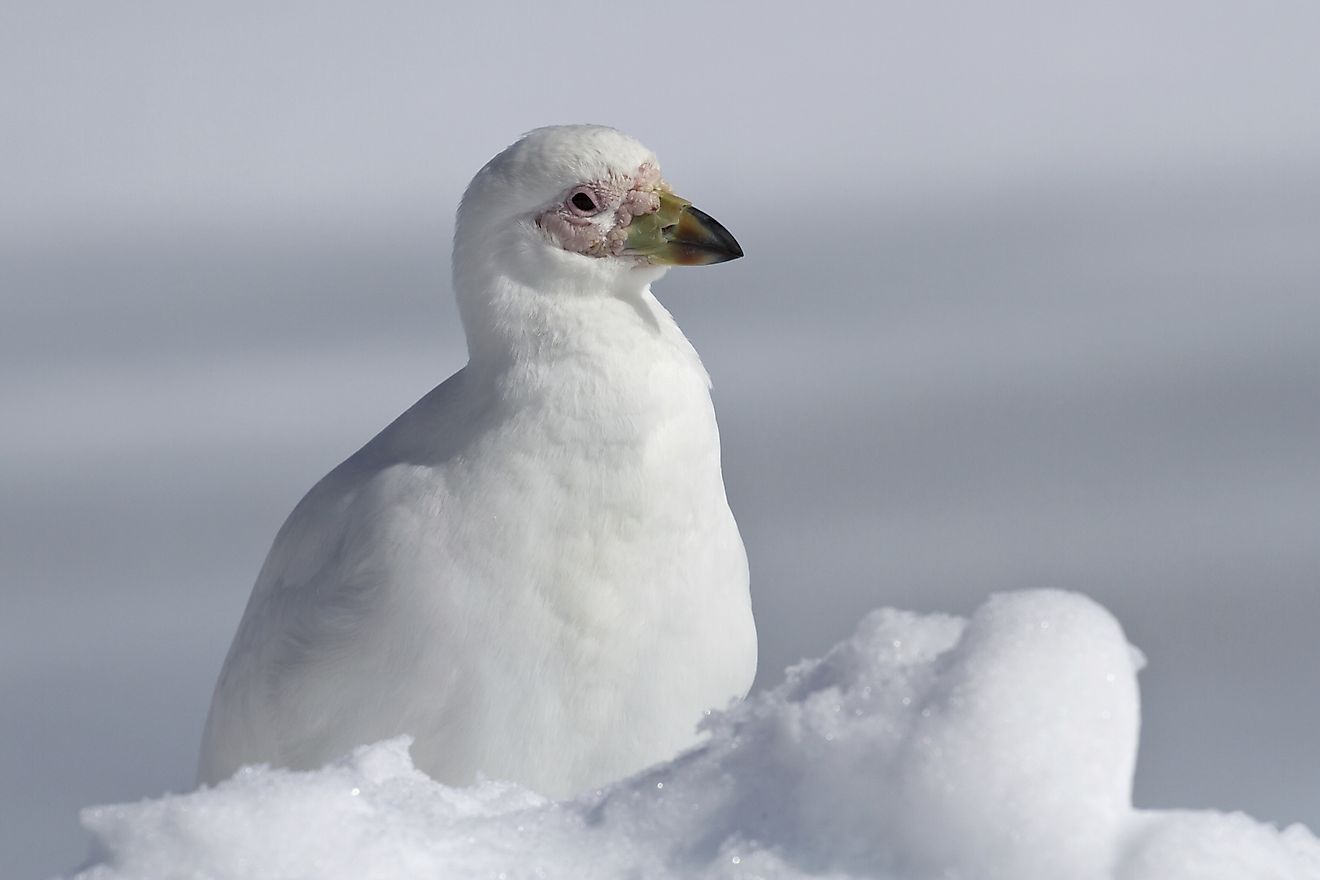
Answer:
199;126;756;795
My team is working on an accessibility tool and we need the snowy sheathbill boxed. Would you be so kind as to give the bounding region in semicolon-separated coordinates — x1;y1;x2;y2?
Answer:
199;125;756;797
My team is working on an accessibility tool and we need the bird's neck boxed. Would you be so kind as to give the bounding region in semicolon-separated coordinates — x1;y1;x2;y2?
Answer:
453;254;709;400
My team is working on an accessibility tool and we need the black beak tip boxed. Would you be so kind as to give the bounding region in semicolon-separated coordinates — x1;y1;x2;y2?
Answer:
686;205;744;263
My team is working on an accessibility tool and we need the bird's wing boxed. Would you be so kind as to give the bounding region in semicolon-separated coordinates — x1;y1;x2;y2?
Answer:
199;462;377;777
201;375;474;782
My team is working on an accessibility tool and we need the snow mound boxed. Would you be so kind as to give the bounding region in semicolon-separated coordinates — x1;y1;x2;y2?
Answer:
70;591;1320;879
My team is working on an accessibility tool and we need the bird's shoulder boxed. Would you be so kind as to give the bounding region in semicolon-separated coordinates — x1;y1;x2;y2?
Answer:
246;369;483;607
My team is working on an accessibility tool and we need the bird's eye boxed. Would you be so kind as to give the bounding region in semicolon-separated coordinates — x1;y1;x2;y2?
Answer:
569;189;598;213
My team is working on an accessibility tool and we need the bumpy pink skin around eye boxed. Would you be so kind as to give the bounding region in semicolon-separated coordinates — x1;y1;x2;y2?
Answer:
538;163;667;259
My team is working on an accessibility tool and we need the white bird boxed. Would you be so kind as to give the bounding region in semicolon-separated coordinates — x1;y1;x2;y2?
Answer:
199;125;757;797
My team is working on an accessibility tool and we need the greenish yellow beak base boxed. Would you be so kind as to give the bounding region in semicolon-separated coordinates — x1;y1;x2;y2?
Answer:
624;191;743;266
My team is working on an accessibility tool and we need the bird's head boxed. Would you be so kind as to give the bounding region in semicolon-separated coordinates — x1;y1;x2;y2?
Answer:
454;125;742;297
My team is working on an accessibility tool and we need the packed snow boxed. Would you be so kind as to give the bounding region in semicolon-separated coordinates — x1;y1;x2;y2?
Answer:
69;591;1319;880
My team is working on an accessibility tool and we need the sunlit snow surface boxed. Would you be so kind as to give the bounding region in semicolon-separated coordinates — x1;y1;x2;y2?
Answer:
71;592;1318;880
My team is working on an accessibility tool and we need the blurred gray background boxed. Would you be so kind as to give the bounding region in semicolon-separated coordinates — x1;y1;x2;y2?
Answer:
3;3;1318;876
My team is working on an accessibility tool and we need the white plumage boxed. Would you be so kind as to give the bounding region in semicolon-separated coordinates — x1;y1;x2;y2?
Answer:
199;125;757;796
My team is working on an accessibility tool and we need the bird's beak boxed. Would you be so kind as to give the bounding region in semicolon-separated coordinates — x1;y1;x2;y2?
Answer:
624;190;743;266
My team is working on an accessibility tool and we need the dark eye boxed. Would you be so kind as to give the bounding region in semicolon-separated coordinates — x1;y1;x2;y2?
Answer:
571;191;597;212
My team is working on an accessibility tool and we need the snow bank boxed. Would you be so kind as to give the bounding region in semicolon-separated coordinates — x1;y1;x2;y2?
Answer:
70;591;1320;879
